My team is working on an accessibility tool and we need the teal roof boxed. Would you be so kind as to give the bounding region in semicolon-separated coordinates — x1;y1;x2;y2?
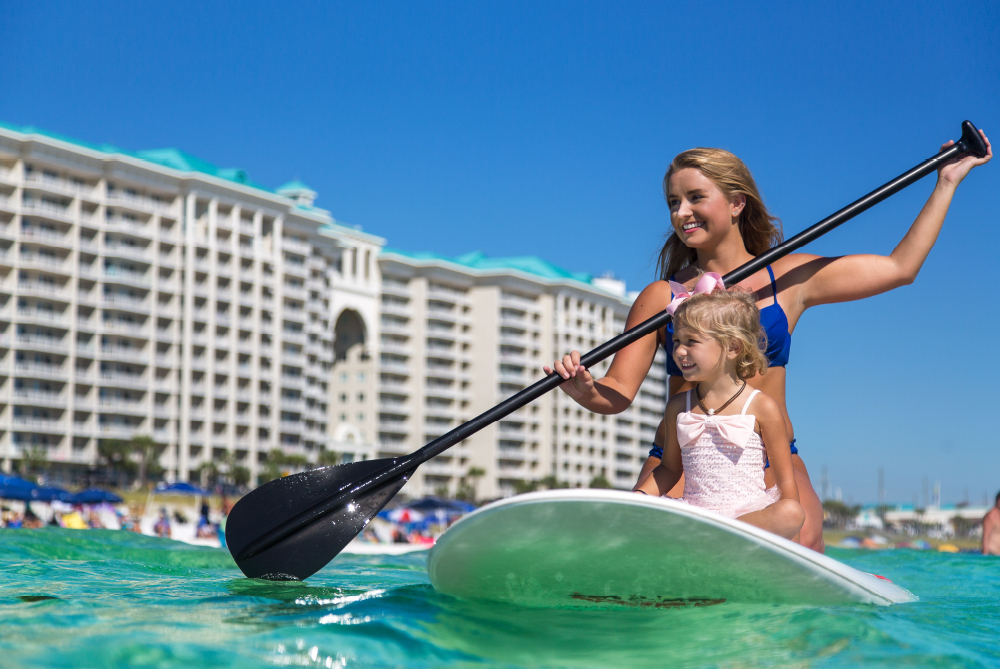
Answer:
0;121;270;193
0;121;125;155
277;179;315;192
381;249;594;286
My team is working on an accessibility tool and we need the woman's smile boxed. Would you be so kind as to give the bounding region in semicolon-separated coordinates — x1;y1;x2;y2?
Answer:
681;221;706;234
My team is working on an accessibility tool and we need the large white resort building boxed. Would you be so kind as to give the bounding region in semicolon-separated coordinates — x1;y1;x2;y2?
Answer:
0;122;665;496
372;251;667;499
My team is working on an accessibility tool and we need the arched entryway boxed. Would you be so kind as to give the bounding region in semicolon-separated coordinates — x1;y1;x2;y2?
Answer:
330;309;374;462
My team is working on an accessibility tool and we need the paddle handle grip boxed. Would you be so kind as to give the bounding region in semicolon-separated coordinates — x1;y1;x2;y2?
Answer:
957;120;988;158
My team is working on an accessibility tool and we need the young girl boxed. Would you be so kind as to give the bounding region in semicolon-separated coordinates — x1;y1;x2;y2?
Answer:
633;287;804;539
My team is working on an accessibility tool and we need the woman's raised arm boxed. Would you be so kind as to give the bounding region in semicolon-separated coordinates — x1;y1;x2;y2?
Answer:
786;133;991;310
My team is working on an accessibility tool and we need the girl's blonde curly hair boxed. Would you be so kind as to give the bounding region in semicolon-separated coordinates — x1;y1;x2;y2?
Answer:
672;290;769;380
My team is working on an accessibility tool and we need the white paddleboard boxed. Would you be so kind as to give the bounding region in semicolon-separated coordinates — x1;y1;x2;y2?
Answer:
428;489;916;608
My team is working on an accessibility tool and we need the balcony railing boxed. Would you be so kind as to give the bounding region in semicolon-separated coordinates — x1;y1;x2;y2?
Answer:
18;255;67;271
104;245;152;261
97;423;142;438
13;363;65;379
102;218;149;235
98;400;147;413
11;391;65;407
107;192;172;214
15;335;68;353
99;373;148;387
16;309;68;326
103;270;151;287
21;201;73;223
10;417;66;432
101;296;150;312
100;347;147;363
100;321;150;336
17;282;67;298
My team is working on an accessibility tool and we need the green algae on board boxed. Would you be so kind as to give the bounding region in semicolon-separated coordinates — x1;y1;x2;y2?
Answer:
0;527;998;668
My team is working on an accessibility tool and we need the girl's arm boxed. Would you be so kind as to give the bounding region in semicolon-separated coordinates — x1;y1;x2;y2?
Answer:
544;280;673;414
781;133;991;310
755;396;798;503
634;399;684;496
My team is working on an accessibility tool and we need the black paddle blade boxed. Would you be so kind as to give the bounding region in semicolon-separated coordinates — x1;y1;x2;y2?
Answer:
226;458;410;580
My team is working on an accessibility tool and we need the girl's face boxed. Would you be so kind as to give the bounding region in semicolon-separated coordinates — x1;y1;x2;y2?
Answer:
666;168;745;250
672;325;734;382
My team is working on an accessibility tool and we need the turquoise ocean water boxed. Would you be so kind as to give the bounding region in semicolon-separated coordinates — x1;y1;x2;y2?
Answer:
1;528;997;668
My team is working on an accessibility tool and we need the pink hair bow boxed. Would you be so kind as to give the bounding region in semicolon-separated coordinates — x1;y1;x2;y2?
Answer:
666;272;725;315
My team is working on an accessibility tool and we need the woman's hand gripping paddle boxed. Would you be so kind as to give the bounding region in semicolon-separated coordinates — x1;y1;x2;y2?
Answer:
226;120;988;581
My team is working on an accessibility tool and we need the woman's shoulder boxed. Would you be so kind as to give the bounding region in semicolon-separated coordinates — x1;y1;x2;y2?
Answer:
629;280;674;314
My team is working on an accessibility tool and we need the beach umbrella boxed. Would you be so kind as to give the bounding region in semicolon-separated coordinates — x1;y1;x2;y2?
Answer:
0;474;38;500
0;474;36;488
404;497;475;514
70;488;123;504
156;481;209;496
402;497;474;526
0;484;36;500
386;507;424;524
29;486;73;502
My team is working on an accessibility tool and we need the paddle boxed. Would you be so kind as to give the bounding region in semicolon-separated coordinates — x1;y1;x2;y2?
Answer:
227;120;987;580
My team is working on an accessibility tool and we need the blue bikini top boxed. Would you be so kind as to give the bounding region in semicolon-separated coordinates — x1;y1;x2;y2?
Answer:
665;265;791;376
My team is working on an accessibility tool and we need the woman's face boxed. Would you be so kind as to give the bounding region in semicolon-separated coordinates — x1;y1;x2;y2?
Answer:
667;168;745;250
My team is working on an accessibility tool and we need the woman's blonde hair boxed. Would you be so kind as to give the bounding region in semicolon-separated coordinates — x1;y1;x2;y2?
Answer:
656;148;782;281
672;290;768;380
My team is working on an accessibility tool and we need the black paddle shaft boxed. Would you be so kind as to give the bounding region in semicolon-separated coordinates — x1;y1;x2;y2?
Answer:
235;120;985;564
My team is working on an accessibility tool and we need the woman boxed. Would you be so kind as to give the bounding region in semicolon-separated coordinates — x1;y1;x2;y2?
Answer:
545;132;991;551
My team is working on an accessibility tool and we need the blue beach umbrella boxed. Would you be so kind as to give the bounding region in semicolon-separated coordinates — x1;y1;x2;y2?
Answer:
156;482;209;496
70;488;123;504
0;484;36;501
404;497;476;514
0;474;38;500
30;486;73;502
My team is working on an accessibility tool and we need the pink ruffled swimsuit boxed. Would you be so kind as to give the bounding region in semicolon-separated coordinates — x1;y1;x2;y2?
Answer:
675;389;781;518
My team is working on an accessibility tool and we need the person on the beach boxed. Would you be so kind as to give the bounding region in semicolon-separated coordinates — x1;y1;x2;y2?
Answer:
632;289;804;539
546;132;991;552
154;508;171;539
982;492;1000;556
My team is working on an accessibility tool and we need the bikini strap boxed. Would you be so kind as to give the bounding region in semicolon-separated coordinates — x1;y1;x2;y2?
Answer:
686;389;693;412
765;265;778;305
740;389;761;416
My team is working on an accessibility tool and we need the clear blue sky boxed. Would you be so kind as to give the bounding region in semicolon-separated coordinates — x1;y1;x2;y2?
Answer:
2;1;998;504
